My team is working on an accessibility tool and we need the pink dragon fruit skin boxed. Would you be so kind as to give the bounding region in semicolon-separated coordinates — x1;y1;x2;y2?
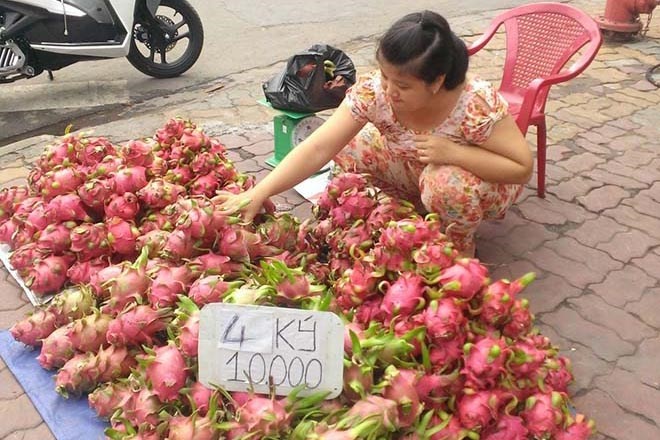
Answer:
47;193;92;222
481;415;529;440
381;367;422;428
36;223;73;254
106;217;139;256
125;387;163;427
462;337;508;389
122;139;154;167
502;299;533;339
423;298;467;342
177;310;200;358
67;311;112;353
545;356;574;393
555;414;595;440
237;395;291;437
10;308;58;346
104;192;140;220
457;390;499;430
9;243;48;272
429;334;466;368
521;392;567;438
188;381;214;416
77;178;113;211
106;304;170;346
438;258;489;300
26;255;73;295
145;342;188;403
69;223;110;260
25;200;56;231
380;273;426;318
167;414;218;440
190;173;220;197
88;381;133;419
111;166;148;195
37;326;75;369
0;219;20;247
334;262;382;306
147;265;194;308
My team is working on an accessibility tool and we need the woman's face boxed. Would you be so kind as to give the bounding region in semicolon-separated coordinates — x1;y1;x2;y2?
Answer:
378;58;441;112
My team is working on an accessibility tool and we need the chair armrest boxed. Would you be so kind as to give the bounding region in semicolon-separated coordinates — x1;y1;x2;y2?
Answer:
467;20;502;56
515;40;601;134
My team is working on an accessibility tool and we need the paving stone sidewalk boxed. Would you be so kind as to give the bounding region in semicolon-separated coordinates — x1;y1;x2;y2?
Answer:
1;1;659;438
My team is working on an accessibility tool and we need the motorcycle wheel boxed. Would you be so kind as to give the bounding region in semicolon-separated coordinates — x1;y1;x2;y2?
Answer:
127;0;204;78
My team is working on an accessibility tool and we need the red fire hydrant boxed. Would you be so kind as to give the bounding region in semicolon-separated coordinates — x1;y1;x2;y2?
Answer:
596;0;659;38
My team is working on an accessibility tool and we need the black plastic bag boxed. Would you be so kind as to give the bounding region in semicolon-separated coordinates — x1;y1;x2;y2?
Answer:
263;44;357;113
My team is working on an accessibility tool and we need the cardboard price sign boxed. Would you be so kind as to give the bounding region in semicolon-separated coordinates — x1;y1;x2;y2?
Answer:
198;303;344;398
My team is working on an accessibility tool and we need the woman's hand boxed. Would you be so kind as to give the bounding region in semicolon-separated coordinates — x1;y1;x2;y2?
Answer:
218;188;267;223
413;134;460;165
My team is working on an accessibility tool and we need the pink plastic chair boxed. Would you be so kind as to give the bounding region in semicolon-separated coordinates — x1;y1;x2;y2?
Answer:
468;2;602;197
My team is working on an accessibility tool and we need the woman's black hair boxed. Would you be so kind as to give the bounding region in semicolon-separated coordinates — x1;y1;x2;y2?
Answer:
377;10;469;90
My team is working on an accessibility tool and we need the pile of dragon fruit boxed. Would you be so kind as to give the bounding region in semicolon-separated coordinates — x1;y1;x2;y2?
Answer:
1;118;594;439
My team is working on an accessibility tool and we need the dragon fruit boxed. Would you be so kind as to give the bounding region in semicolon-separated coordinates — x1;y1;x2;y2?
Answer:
47;285;96;325
121;139;155;167
187;252;246;278
423;298;466;342
0;219;20;247
171;297;200;357
235;395;291;437
25;254;73;295
457;390;501;431
481;415;529;440
101;247;151;314
186;381;214;416
167;414;219;440
106;304;171;346
336;395;399;435
104;192;140;220
190;173;220;197
502;299;533;339
379;366;422;428
123;387;163;427
10;308;58;346
37;326;75;369
380;273;426;318
521;392;567;438
143;342;188;403
36;223;73;254
161;228;197;260
555;414;595;440
40;166;84;200
106;217;140;255
0;185;30;219
438;258;489;300
9;243;48;272
47;193;92;222
77;137;117;166
70;223;110;260
112;166;148;195
88;381;133;419
147;264;194;308
67;310;112;352
334;261;383;306
187;275;242;306
25;200;56;231
462;337;508;389
137;178;186;209
480;273;535;328
77;178;113;211
164;165;194;185
55;344;135;396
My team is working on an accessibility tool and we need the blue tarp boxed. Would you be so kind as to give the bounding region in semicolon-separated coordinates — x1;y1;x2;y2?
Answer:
0;330;107;440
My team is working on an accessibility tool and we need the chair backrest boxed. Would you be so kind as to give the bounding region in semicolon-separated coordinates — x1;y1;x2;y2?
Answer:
477;3;602;114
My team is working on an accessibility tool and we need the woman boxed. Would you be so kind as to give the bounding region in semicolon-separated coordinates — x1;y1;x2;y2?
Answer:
223;10;532;257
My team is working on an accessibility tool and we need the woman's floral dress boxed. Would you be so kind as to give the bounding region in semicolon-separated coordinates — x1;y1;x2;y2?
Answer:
334;70;523;252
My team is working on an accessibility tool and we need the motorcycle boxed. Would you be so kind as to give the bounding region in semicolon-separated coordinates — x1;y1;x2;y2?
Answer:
0;0;204;83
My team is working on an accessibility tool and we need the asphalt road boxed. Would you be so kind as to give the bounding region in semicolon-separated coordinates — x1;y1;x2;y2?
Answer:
0;0;544;144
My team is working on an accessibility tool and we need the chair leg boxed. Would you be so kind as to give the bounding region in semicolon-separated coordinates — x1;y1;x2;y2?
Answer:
536;120;547;198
